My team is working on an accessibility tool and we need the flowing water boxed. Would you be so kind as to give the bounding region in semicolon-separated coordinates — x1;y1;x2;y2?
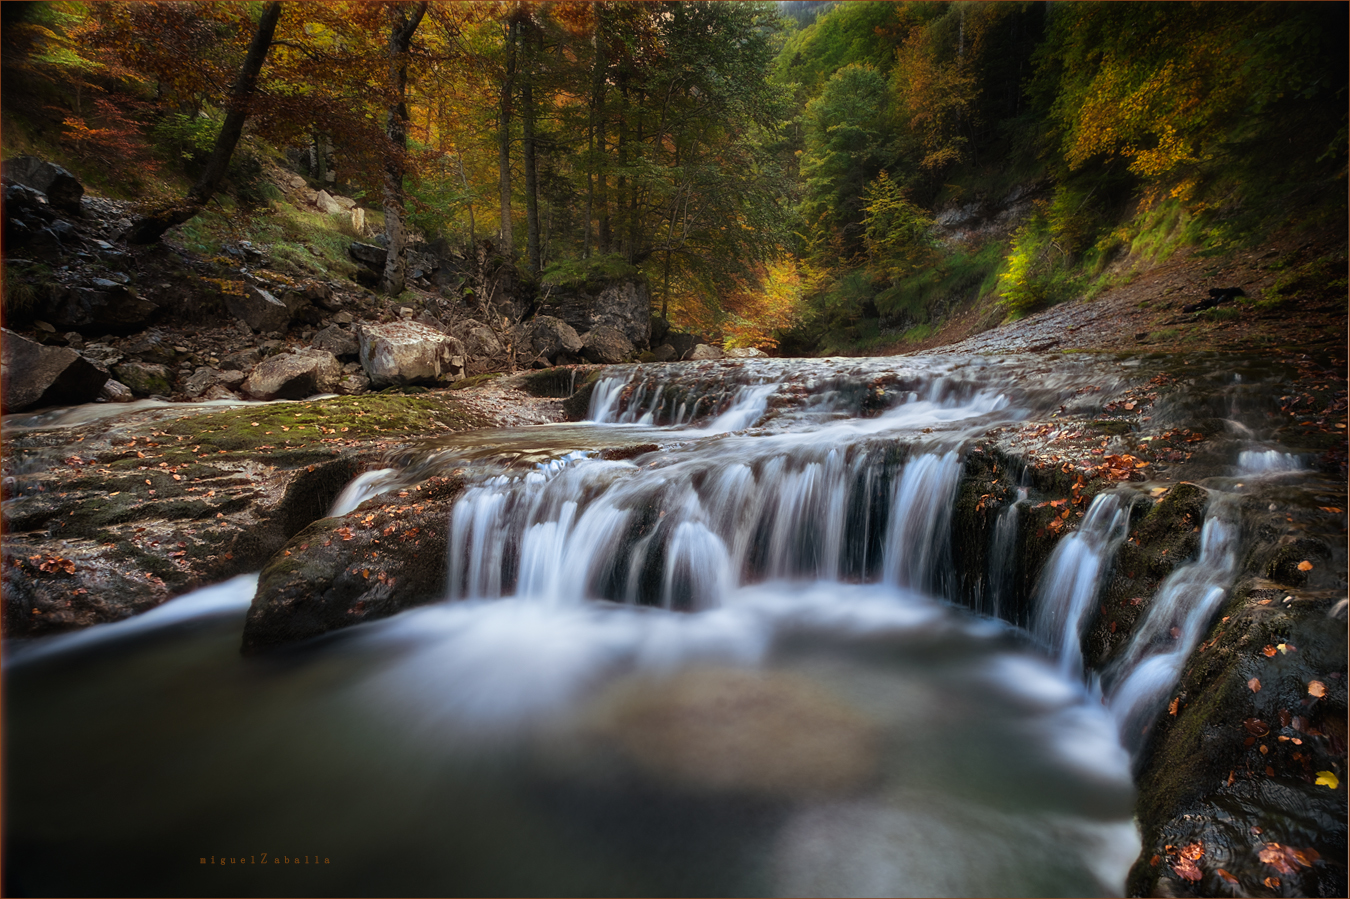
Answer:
3;353;1333;897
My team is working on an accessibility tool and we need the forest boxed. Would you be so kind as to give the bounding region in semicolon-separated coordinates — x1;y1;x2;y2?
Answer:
3;0;1344;355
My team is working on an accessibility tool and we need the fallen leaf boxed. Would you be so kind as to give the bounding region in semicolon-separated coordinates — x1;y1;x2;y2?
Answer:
1249;677;1261;692
1172;858;1201;882
1264;876;1280;889
1297;560;1314;571
1315;770;1339;789
1178;842;1205;861
1216;868;1238;885
1263;645;1277;657
1308;680;1327;698
1259;844;1296;874
1168;697;1180;716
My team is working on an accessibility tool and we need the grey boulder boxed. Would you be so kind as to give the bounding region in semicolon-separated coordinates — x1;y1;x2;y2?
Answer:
358;321;465;387
242;347;341;400
226;286;291;334
581;325;636;364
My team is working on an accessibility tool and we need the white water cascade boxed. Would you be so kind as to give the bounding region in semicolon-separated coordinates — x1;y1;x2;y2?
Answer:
1032;493;1131;677
1104;503;1239;749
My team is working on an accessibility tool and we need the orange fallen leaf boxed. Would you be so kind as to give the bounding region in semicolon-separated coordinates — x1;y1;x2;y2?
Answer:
1297;560;1313;571
1172;858;1201;882
1308;680;1327;698
1168;697;1179;716
1216;868;1238;885
1249;677;1261;692
1264;876;1280;889
1263;645;1277;657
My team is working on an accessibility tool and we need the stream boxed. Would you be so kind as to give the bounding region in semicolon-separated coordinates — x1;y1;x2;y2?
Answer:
3;352;1342;897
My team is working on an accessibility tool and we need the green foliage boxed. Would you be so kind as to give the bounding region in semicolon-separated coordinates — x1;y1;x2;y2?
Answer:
541;254;639;289
997;213;1084;319
861;171;935;281
150;112;220;165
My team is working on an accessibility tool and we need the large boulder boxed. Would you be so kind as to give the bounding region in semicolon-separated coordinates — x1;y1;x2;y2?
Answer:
726;346;768;358
536;277;652;349
523;315;583;363
112;361;174;397
226;286;290;334
1;329;108;412
358;321;465;387
242;347;341;400
689;343;724;360
48;285;158;335
581;325;636;364
2;156;84;215
311;324;359;358
457;319;504;359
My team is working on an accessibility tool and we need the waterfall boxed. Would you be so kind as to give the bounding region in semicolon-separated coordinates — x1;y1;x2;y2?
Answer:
1031;493;1130;678
445;438;970;610
987;486;1027;621
1105;502;1238;750
1237;449;1305;474
880;450;964;596
329;468;399;517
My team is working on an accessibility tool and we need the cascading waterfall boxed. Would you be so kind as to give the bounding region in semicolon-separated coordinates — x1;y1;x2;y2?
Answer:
1104;501;1239;751
445;438;965;610
1031;493;1131;678
987;485;1027;621
19;353;1326;898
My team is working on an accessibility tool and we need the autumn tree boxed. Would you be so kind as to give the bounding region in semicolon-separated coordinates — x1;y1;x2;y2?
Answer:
126;2;283;244
381;1;429;296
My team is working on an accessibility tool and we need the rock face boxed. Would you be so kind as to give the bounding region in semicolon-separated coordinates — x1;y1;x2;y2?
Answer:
242;347;341;399
226;286;291;334
2;155;84;215
48;284;159;334
0;328;108;412
348;241;386;272
359;321;465;387
581;324;636;364
523;315;583;363
536;277;652;349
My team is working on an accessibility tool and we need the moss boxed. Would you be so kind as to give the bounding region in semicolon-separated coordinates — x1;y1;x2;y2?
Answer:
157;393;493;456
448;373;503;391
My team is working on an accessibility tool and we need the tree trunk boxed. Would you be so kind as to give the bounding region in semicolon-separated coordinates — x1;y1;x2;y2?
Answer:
381;0;429;297
498;14;519;256
583;9;607;259
521;20;541;276
454;145;475;245
127;2;283;244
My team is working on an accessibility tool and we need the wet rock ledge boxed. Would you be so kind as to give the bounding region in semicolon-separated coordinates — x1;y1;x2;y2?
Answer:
1;393;493;637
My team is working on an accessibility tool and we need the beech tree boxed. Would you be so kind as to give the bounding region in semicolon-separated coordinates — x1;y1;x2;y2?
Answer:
126;2;283;244
382;1;430;295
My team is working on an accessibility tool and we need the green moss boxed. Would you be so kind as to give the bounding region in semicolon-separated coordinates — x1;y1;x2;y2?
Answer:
156;394;493;456
447;373;503;391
